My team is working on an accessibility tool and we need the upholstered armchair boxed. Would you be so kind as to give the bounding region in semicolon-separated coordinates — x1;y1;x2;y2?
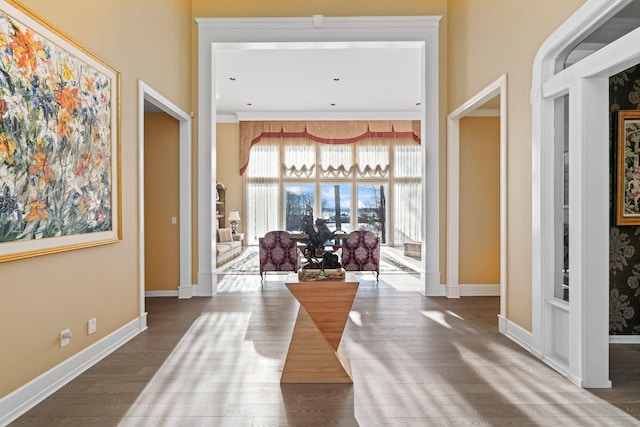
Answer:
341;230;380;281
259;231;301;280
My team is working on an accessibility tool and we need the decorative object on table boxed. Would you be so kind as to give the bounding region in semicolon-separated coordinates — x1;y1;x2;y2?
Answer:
616;110;640;225
297;208;346;277
298;266;345;281
228;209;241;234
0;1;121;263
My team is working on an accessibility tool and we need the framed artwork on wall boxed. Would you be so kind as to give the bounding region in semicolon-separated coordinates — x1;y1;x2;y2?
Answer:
616;110;640;226
0;0;121;262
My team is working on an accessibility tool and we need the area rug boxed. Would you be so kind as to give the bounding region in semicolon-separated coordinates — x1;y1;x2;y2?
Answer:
218;246;419;275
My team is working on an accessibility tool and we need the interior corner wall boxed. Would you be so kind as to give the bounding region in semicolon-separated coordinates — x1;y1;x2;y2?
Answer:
447;0;585;331
144;112;180;292
0;0;191;398
459;116;500;285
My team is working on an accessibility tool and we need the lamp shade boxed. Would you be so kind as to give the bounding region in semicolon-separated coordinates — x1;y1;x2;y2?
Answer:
228;210;241;222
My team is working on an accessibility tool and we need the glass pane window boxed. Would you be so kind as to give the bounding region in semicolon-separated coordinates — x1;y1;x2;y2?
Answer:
319;144;352;177
283;139;316;178
320;184;352;233
247;143;280;178
246;182;279;244
285;184;315;232
394;143;421;178
357;184;387;243
357;141;389;177
393;182;421;244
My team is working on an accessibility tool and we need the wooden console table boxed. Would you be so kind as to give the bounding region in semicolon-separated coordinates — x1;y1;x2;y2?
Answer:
281;273;359;383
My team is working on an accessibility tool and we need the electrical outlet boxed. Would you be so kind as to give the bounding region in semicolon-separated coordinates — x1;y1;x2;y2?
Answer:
88;318;96;335
60;329;72;347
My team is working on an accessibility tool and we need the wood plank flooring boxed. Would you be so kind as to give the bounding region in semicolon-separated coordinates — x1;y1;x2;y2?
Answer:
11;273;640;426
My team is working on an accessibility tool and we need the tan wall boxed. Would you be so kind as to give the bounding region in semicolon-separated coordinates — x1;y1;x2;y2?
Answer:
447;0;585;330
144;113;180;291
459;116;500;284
0;0;191;397
216;124;244;234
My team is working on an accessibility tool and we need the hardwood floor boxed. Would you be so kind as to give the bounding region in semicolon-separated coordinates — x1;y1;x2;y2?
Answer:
11;273;640;426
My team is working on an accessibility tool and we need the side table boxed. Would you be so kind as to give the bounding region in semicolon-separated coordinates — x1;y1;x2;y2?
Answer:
281;273;359;383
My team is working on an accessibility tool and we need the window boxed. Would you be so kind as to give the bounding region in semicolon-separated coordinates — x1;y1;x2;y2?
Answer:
245;137;421;246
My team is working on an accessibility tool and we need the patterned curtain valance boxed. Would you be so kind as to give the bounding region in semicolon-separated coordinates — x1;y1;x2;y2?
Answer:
239;120;421;175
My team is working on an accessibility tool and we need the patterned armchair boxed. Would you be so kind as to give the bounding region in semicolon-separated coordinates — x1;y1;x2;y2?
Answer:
259;231;301;280
341;230;380;281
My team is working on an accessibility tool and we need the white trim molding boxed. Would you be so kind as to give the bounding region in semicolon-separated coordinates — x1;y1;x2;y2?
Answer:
460;284;500;296
145;290;180;298
196;15;441;296
446;74;507;320
138;81;193;301
531;0;638;388
610;335;640;344
499;316;534;354
0;317;146;426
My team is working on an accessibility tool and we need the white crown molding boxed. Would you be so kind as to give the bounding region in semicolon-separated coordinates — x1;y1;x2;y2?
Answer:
233;111;423;122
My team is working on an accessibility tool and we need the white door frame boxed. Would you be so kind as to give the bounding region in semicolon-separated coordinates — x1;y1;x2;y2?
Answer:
196;16;442;296
137;81;192;309
446;75;507;314
532;0;639;388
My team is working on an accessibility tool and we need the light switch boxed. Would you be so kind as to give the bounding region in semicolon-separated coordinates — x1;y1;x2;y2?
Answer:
171;216;177;224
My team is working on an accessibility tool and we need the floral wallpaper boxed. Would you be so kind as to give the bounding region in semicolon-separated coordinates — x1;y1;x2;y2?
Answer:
610;65;640;334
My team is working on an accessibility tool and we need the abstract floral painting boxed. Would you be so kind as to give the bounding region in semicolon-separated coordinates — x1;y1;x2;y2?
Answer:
0;1;120;262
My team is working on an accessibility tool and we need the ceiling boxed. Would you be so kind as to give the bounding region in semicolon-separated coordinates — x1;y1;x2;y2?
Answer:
213;43;423;121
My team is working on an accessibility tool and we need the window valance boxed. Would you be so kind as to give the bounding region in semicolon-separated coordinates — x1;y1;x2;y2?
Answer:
239;120;421;175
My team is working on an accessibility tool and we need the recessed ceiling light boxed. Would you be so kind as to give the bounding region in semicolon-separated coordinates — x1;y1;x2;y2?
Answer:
246;103;252;106
330;103;336;106
333;77;340;81
229;77;236;81
416;102;421;106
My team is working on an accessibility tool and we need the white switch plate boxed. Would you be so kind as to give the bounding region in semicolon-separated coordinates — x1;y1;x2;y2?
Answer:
60;329;72;347
88;318;96;335
171;216;177;224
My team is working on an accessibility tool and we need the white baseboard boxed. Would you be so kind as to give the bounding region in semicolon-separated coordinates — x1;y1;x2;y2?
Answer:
460;284;500;296
145;290;179;297
0;316;146;426
610;335;640;344
499;315;534;354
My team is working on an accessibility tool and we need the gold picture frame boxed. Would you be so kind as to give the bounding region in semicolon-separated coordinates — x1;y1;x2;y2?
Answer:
616;110;640;226
0;1;121;262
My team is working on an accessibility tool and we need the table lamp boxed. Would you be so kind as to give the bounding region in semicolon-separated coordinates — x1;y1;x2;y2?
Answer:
228;210;241;234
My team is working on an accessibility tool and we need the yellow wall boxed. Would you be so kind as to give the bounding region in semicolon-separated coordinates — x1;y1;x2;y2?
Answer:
217;124;244;234
459;116;500;284
144;113;180;291
0;0;191;397
447;0;585;329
